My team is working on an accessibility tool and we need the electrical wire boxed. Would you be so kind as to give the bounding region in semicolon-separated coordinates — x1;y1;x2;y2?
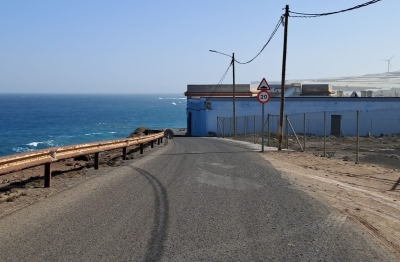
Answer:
206;61;232;101
234;15;284;65
289;0;381;18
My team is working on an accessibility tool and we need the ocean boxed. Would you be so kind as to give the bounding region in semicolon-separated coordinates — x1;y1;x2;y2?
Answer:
0;94;187;157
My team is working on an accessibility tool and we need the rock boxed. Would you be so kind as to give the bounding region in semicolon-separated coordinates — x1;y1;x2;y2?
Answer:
128;126;149;138
366;132;372;137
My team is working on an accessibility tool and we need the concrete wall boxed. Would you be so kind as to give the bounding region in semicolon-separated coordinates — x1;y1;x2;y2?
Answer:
187;97;400;136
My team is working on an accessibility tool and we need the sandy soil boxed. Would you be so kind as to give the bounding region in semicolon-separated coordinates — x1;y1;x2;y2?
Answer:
262;135;400;259
1;135;400;259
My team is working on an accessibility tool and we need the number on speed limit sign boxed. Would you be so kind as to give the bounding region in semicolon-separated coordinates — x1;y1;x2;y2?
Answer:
257;91;270;104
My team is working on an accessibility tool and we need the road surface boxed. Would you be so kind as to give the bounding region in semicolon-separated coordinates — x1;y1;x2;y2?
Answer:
0;137;395;261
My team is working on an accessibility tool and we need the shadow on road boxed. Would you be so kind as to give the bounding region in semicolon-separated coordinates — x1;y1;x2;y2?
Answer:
129;166;170;262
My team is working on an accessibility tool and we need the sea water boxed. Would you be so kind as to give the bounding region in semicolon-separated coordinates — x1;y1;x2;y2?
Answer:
0;94;187;157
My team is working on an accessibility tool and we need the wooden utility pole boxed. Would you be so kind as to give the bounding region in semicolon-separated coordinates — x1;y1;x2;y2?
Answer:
278;5;289;150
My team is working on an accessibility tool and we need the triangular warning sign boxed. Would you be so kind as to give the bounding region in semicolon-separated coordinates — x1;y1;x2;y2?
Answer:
257;78;271;90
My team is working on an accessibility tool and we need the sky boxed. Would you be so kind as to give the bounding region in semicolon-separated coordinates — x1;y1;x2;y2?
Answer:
0;0;399;94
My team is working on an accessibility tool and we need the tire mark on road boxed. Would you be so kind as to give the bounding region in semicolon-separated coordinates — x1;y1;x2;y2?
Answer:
130;166;169;262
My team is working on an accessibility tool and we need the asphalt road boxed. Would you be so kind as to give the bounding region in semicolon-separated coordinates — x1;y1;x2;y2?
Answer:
0;137;395;261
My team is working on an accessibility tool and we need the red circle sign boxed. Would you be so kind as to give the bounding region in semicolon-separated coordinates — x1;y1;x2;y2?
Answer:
257;91;270;104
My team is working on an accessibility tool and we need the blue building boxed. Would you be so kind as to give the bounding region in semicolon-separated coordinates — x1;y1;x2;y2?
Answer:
185;84;400;137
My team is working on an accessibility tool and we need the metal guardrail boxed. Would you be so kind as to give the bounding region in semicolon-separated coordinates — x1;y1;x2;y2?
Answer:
0;131;164;187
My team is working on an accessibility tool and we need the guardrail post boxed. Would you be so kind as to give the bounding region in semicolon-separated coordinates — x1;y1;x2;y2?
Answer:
95;152;99;169
160;137;163;144
44;163;51;187
140;144;144;154
158;138;160;145
151;140;154;148
122;147;127;160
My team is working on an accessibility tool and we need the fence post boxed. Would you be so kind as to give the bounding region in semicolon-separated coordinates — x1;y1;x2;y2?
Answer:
356;110;360;164
303;113;306;151
267;114;270;147
285;115;289;149
222;118;225;138
254;115;256;144
140;144;144;154
44;163;51;188
244;116;247;141
324;111;326;157
230;118;232;138
370;118;373;137
235;116;238;139
217;117;219;137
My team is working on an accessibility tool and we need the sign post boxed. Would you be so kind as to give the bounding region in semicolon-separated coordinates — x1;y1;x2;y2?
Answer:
257;78;271;152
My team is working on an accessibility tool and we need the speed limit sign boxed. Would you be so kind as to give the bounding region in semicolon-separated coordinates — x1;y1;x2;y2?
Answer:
257;91;270;104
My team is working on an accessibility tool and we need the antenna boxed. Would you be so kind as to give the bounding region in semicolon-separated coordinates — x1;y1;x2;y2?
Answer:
382;55;394;73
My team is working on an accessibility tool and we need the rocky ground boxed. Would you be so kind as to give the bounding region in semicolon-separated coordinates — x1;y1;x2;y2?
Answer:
1;134;400;259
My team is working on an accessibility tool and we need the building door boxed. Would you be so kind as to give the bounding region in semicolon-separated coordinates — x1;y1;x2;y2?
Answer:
331;115;341;136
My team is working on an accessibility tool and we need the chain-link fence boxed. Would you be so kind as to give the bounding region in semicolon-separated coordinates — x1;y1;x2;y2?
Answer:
217;108;400;166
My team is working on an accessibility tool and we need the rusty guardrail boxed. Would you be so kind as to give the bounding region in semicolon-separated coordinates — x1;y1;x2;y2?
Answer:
0;130;164;187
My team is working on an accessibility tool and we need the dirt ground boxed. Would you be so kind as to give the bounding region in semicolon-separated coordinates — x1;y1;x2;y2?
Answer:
262;134;400;259
1;135;400;259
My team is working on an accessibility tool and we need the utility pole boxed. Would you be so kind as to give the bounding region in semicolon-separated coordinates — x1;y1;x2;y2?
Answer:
232;53;236;138
278;5;289;150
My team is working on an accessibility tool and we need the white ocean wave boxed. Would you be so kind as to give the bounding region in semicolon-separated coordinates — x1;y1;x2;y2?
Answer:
45;140;54;146
13;147;35;153
85;133;102;136
26;142;42;147
109;132;117;134
26;140;54;147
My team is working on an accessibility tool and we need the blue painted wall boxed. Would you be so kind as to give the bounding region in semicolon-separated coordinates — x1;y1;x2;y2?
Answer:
187;97;400;136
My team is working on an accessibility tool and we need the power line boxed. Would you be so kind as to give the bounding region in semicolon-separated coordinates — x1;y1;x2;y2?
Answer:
289;0;381;18
235;15;284;65
206;61;232;101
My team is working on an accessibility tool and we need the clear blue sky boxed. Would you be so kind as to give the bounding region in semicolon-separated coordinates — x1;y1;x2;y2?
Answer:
0;0;398;94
